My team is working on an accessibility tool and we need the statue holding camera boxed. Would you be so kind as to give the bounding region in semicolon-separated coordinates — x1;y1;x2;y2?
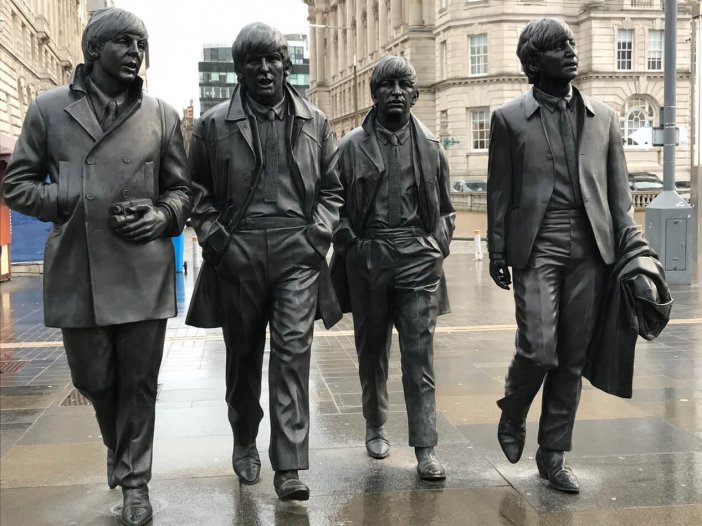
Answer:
2;8;190;525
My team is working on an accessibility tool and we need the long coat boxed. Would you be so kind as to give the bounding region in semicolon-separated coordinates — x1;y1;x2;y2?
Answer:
2;66;191;328
329;110;456;314
185;84;344;329
487;87;636;268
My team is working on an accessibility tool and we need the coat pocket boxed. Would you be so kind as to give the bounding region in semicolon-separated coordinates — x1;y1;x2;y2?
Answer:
57;161;81;220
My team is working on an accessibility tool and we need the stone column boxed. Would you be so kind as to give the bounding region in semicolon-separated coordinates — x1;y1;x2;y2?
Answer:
367;0;376;55
356;0;364;60
378;0;388;49
346;0;354;68
409;0;422;26
338;2;346;71
308;7;317;84
316;14;326;84
391;0;402;30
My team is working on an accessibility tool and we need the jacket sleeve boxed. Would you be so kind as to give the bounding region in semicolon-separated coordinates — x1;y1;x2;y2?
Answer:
606;109;636;234
435;143;456;257
332;138;357;255
306;117;344;257
188;117;230;255
156;104;192;237
487;109;512;258
2;100;60;222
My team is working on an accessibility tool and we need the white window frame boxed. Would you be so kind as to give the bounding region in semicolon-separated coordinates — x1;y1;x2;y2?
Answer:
647;30;663;71
469;108;490;151
469;34;488;76
617;29;634;71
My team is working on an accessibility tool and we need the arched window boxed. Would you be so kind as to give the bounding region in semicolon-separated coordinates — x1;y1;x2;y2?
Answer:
620;96;657;147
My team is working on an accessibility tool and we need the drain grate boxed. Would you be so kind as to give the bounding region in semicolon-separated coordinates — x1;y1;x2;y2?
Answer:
0;361;26;373
60;384;163;406
60;388;92;406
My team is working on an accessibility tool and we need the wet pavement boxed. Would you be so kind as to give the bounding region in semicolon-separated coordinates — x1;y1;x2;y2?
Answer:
1;230;701;525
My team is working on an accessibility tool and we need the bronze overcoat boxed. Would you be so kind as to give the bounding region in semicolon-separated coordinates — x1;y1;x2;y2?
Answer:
185;84;343;328
329;110;456;314
2;66;191;328
487;87;636;268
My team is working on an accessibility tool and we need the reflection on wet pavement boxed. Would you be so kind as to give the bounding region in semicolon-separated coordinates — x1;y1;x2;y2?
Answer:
1;236;700;524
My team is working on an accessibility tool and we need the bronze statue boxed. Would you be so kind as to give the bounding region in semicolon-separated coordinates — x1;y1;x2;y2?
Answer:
2;7;191;525
330;56;455;480
185;22;343;501
487;18;670;493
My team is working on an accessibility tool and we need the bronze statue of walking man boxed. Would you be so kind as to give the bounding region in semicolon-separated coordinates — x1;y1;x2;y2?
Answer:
331;56;455;480
3;8;191;524
487;18;640;493
186;23;343;501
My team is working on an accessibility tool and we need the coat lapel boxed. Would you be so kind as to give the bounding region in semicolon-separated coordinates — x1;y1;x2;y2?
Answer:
64;97;103;142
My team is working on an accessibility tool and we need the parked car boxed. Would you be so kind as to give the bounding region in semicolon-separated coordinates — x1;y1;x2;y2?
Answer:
452;180;487;192
628;172;663;191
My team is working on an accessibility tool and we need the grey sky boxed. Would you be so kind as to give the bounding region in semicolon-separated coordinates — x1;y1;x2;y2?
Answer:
114;0;310;115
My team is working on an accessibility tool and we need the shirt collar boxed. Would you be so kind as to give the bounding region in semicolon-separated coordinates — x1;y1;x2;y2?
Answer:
375;120;410;145
532;86;573;113
246;93;286;121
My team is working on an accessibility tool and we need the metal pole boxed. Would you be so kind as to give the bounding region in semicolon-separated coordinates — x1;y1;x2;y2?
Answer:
663;0;677;191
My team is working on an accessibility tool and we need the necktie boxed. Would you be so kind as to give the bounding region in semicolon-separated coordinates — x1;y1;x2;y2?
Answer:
557;99;582;204
101;98;118;131
387;133;401;227
263;109;278;203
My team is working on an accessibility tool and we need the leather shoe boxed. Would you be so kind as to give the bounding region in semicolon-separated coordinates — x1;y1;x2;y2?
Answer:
535;447;580;493
497;412;526;464
107;448;118;489
121;486;152;526
415;447;446;481
232;443;261;485
274;470;310;501
365;424;390;459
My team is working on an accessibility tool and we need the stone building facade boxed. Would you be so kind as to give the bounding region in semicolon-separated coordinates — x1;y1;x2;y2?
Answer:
304;0;694;182
1;0;88;138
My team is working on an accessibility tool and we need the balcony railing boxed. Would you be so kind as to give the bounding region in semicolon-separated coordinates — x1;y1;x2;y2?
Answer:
451;191;673;213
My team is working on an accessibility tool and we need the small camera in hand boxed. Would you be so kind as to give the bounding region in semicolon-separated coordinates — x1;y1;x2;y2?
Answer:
108;198;152;229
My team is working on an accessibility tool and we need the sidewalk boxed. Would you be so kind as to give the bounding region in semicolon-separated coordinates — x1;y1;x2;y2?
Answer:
1;240;700;525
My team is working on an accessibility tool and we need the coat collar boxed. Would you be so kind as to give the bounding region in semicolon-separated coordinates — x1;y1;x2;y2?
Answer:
64;64;143;141
524;85;595;119
225;83;313;122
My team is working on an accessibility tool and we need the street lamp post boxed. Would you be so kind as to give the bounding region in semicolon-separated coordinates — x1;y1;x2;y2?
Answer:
310;23;359;127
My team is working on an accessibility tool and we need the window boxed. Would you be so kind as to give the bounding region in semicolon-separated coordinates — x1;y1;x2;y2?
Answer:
226;72;236;83
648;30;663;70
470;109;490;150
469;34;488;76
620;96;656;147
617;29;633;70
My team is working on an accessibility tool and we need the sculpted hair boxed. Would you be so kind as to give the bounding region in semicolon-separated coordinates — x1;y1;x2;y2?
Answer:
517;18;575;83
81;7;148;65
232;23;292;77
370;55;417;100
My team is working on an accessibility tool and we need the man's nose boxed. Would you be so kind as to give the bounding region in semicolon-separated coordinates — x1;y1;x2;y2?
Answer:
260;58;270;71
127;40;139;55
391;80;402;95
565;41;576;55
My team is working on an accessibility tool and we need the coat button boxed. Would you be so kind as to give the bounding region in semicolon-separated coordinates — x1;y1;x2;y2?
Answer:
86;156;95;165
121;189;130;198
122;155;132;163
86;193;95;200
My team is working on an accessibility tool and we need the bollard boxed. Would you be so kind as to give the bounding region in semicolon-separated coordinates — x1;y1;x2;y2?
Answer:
192;235;201;270
474;229;484;260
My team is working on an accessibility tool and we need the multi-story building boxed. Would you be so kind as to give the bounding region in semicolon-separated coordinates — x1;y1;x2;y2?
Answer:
304;0;693;182
198;33;311;116
198;44;237;115
1;0;88;138
287;33;311;96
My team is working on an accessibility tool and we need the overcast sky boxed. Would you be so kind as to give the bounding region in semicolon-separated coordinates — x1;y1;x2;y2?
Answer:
114;0;310;115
